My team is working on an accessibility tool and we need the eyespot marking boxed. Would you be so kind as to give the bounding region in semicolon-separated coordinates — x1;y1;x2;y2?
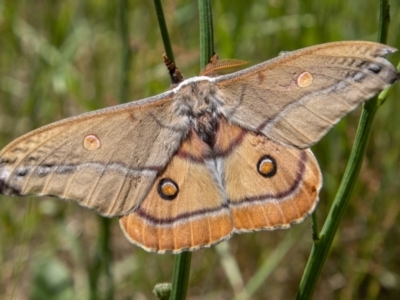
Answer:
158;178;179;200
83;134;101;151
257;155;277;178
296;71;313;88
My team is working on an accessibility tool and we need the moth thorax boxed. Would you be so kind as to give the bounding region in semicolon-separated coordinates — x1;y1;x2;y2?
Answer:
173;80;225;117
173;80;224;146
194;113;218;146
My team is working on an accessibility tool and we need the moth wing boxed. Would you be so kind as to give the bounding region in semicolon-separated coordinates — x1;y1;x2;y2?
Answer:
120;129;233;253
120;120;323;254
212;119;321;232
0;92;189;216
216;41;399;148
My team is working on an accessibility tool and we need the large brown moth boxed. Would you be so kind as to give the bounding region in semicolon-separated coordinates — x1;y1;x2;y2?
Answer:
0;41;398;253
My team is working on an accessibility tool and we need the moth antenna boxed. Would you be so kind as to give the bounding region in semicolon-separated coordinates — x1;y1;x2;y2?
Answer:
200;54;248;77
163;54;184;85
209;53;219;64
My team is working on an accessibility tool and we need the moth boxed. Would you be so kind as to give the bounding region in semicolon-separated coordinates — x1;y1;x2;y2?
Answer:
0;41;398;253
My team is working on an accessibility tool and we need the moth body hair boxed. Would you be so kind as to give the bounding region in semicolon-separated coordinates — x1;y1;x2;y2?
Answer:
172;76;216;94
204;158;227;202
0;169;11;182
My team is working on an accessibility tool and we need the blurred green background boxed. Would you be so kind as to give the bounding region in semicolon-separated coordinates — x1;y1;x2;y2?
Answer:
1;0;399;299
